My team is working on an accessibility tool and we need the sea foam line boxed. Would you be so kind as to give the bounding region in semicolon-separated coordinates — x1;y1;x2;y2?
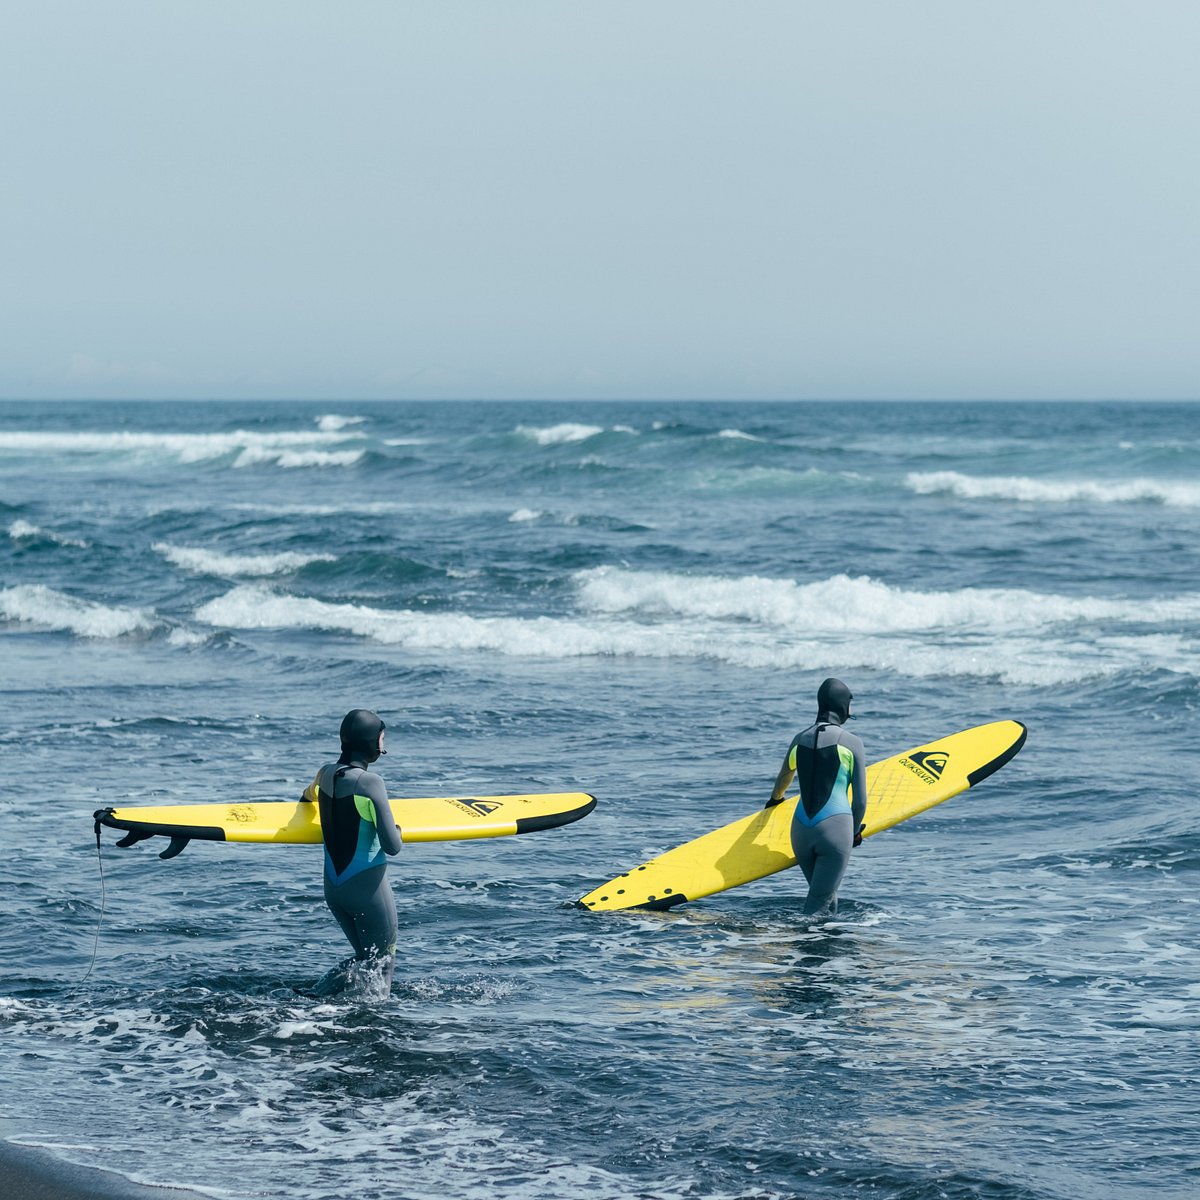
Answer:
514;423;636;445
154;543;336;577
0;429;366;466
191;578;1200;686
573;566;1200;633
0;584;158;639
8;520;88;548
316;414;367;432
906;471;1200;507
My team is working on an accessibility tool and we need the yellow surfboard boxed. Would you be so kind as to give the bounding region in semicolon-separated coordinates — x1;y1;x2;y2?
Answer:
96;792;597;859
578;720;1025;912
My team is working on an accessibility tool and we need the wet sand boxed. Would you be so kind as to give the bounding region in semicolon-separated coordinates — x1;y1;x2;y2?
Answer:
0;1140;208;1200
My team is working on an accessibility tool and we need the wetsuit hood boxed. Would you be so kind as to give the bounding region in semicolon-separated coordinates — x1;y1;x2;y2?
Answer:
816;677;853;725
338;708;386;766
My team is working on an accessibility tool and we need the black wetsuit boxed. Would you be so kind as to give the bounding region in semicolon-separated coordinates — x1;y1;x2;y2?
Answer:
303;757;402;986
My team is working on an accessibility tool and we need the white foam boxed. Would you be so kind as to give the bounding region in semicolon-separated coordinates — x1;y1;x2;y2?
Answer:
232;446;365;469
906;471;1200;507
573;566;1200;633
166;627;209;647
194;586;661;658
508;508;542;523
715;428;763;441
192;572;1200;686
153;543;335;577
0;429;366;466
515;423;604;445
7;520;88;548
0;584;157;638
315;414;366;432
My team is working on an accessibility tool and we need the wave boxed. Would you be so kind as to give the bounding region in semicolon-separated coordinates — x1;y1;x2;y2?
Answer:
683;465;849;493
316;414;366;432
154;543;336;577
514;423;639;446
230;446;365;468
714;429;763;442
0;584;158;639
8;520;88;548
193;586;659;658
192;573;1200;686
6;566;1196;686
906;471;1200;507
0;429;366;467
515;423;606;445
573;566;1200;632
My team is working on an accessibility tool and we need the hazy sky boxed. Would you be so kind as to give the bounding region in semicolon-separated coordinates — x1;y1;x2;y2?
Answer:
3;2;1198;401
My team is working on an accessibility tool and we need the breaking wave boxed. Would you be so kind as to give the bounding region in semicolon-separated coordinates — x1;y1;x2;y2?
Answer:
8;520;88;548
0;584;158;638
906;471;1200;507
573;566;1200;632
154;543;336;577
514;423;636;445
0;428;366;467
316;414;367;432
191;571;1200;686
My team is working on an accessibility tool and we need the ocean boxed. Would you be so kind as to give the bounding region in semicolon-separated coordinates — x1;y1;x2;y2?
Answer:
0;399;1196;1200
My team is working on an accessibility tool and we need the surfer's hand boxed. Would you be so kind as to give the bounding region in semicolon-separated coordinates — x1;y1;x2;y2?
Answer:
853;824;864;847
765;795;783;809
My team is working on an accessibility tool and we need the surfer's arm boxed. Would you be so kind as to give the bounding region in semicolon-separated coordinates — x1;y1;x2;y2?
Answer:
301;775;319;803
766;744;796;808
847;734;868;843
361;772;403;854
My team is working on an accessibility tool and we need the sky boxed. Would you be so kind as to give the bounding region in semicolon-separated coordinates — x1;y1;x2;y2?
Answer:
2;1;1198;402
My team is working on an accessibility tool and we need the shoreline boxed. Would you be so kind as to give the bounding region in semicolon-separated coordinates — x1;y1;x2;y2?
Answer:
0;1140;210;1200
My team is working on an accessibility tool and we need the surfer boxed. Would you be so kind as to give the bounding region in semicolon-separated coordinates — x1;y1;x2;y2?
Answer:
766;678;867;916
301;709;402;993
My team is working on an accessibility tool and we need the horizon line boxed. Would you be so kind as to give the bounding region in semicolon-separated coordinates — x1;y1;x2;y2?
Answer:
4;395;1198;405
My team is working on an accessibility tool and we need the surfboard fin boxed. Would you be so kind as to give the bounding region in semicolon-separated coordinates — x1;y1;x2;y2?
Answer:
159;836;191;860
114;830;154;848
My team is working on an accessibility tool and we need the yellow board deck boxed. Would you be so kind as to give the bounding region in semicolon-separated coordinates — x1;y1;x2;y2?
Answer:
96;792;597;858
578;720;1026;912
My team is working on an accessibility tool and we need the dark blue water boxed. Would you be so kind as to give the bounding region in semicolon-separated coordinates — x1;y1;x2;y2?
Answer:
1;400;1197;1200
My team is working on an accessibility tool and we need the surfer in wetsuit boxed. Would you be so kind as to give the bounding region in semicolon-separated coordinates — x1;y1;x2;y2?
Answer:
302;709;402;993
766;678;867;916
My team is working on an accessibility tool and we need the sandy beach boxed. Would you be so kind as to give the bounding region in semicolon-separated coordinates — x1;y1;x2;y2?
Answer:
0;1141;207;1200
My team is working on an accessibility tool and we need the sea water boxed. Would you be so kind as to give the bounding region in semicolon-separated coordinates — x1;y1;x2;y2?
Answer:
0;399;1196;1200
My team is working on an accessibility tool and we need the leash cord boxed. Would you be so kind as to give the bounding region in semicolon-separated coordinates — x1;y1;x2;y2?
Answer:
80;821;106;984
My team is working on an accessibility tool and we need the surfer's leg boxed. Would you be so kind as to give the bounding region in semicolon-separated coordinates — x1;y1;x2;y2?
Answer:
323;874;369;957
790;823;818;886
802;814;853;915
324;867;397;986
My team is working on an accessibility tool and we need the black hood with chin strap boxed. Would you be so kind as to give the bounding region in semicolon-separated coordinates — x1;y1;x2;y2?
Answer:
338;708;386;766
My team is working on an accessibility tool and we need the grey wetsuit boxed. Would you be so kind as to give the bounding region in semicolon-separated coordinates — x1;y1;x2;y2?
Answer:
304;758;403;986
773;717;868;916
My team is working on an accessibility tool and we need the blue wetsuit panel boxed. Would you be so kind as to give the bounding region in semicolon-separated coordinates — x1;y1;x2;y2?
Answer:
787;734;854;830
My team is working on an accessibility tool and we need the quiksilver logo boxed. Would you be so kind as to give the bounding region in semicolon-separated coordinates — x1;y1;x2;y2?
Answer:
453;798;501;816
908;751;948;779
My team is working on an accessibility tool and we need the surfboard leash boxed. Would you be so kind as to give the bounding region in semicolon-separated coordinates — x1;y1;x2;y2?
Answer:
79;813;107;985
